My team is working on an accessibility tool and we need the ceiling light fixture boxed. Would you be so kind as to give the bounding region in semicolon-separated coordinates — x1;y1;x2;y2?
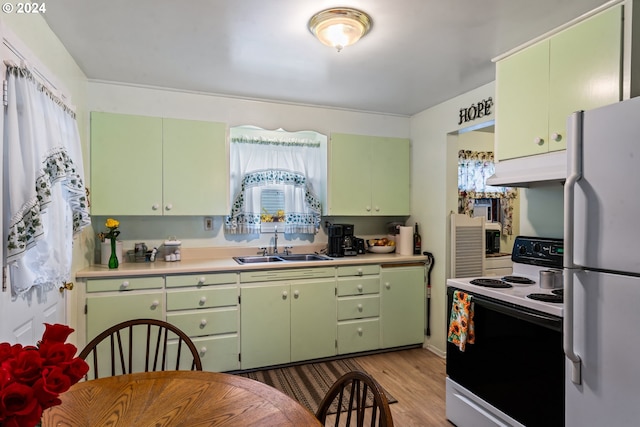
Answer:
308;7;372;52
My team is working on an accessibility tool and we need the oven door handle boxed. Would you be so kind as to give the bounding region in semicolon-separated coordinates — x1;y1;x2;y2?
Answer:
473;295;562;332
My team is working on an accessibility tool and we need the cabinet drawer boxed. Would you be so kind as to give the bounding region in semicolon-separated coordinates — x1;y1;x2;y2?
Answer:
86;276;164;292
166;272;237;288
168;334;239;372
338;295;380;321
337;276;380;296
167;308;238;337
239;267;335;283
337;265;379;277
166;287;237;311
337;318;380;354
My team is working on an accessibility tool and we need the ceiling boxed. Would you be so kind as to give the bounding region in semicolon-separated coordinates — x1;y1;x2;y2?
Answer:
42;0;611;116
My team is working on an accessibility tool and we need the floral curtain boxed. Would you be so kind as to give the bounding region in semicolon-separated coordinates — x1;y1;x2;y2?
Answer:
224;126;325;235
4;63;91;296
458;150;517;235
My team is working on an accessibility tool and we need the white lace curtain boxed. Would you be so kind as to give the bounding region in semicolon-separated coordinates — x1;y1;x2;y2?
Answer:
4;63;90;296
225;126;325;235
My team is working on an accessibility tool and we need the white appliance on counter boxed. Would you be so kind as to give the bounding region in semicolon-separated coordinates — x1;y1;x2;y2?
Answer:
564;96;640;426
446;236;564;426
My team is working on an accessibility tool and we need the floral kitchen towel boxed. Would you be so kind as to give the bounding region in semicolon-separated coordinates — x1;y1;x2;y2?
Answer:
447;290;475;351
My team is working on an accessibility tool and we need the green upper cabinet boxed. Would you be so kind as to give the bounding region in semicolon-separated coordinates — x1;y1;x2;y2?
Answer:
90;112;228;216
495;5;622;160
328;133;410;216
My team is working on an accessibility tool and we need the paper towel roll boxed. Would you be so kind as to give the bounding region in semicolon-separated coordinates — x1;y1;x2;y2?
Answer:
397;226;413;255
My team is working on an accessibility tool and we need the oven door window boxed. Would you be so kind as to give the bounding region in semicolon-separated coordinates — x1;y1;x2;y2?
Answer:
446;288;564;427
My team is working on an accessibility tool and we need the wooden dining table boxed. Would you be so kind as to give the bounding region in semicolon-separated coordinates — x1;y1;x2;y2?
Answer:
42;370;323;426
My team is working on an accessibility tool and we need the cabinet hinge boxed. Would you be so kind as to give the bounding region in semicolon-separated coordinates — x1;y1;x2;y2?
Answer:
84;304;87;314
238;295;241;304
238;353;241;362
335;339;338;349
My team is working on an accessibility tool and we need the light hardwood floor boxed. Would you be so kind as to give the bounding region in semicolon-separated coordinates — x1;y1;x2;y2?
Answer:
353;347;452;427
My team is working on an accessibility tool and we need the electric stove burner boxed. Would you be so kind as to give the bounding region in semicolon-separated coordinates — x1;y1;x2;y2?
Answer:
470;278;513;288
552;289;563;296
502;275;535;284
527;293;563;303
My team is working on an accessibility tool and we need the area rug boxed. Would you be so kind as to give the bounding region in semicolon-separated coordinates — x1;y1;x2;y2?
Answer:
237;358;397;414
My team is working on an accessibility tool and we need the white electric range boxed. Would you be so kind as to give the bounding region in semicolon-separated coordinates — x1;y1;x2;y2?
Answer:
447;236;564;317
445;236;565;427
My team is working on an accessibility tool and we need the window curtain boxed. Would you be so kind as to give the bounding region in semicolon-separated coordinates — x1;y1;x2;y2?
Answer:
458;150;517;235
225;127;324;235
4;63;90;296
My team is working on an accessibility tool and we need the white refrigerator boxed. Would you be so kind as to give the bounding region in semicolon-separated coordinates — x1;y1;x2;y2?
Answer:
564;96;640;426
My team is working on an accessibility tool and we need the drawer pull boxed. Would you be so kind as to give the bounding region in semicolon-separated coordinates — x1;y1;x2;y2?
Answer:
357;303;363;311
121;281;130;288
200;319;208;327
151;300;160;308
357;327;363;336
198;277;206;284
199;296;207;305
293;290;300;299
357;284;363;292
357;268;363;276
200;346;207;355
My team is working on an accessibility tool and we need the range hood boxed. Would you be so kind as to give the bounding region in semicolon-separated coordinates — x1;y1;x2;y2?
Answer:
486;151;567;188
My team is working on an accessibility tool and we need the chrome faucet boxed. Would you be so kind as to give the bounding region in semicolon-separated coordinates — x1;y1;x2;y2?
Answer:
273;226;278;254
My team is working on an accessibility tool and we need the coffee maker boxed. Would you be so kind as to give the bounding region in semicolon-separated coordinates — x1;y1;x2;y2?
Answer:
327;223;357;257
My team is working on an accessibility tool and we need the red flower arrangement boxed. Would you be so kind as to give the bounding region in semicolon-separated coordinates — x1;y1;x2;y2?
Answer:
0;324;89;427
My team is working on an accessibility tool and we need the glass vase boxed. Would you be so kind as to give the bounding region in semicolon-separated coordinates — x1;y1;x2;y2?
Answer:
108;237;119;269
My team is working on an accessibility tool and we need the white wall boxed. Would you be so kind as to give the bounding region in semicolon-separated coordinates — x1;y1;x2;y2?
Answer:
410;82;497;355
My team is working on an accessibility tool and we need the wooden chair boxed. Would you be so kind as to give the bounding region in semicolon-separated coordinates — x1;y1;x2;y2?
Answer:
79;318;202;380
315;370;394;427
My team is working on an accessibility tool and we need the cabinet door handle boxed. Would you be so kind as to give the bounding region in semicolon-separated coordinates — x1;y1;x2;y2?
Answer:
198;277;206;284
293;290;300;298
165;203;173;211
200;346;207;355
200;319;208;327
199;296;207;304
152;204;160;211
366;205;371;212
551;132;562;142
385;282;391;290
121;280;130;288
151;300;160;308
534;137;544;146
375;206;380;212
282;291;288;299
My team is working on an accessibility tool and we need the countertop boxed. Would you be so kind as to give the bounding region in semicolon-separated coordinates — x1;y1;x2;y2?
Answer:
76;248;428;279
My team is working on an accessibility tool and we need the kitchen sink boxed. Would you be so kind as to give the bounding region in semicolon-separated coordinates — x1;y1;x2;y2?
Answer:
233;256;284;264
278;254;332;261
233;253;332;264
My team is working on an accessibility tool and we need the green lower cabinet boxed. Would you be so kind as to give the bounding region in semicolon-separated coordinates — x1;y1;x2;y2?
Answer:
337;318;380;354
380;266;426;348
290;281;337;362
167;335;239;372
86;291;164;342
240;279;336;369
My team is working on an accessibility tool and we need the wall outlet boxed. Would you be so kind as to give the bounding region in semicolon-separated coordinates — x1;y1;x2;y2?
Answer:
204;217;213;231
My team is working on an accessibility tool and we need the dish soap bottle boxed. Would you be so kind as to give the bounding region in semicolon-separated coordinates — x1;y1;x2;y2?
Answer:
413;223;422;255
